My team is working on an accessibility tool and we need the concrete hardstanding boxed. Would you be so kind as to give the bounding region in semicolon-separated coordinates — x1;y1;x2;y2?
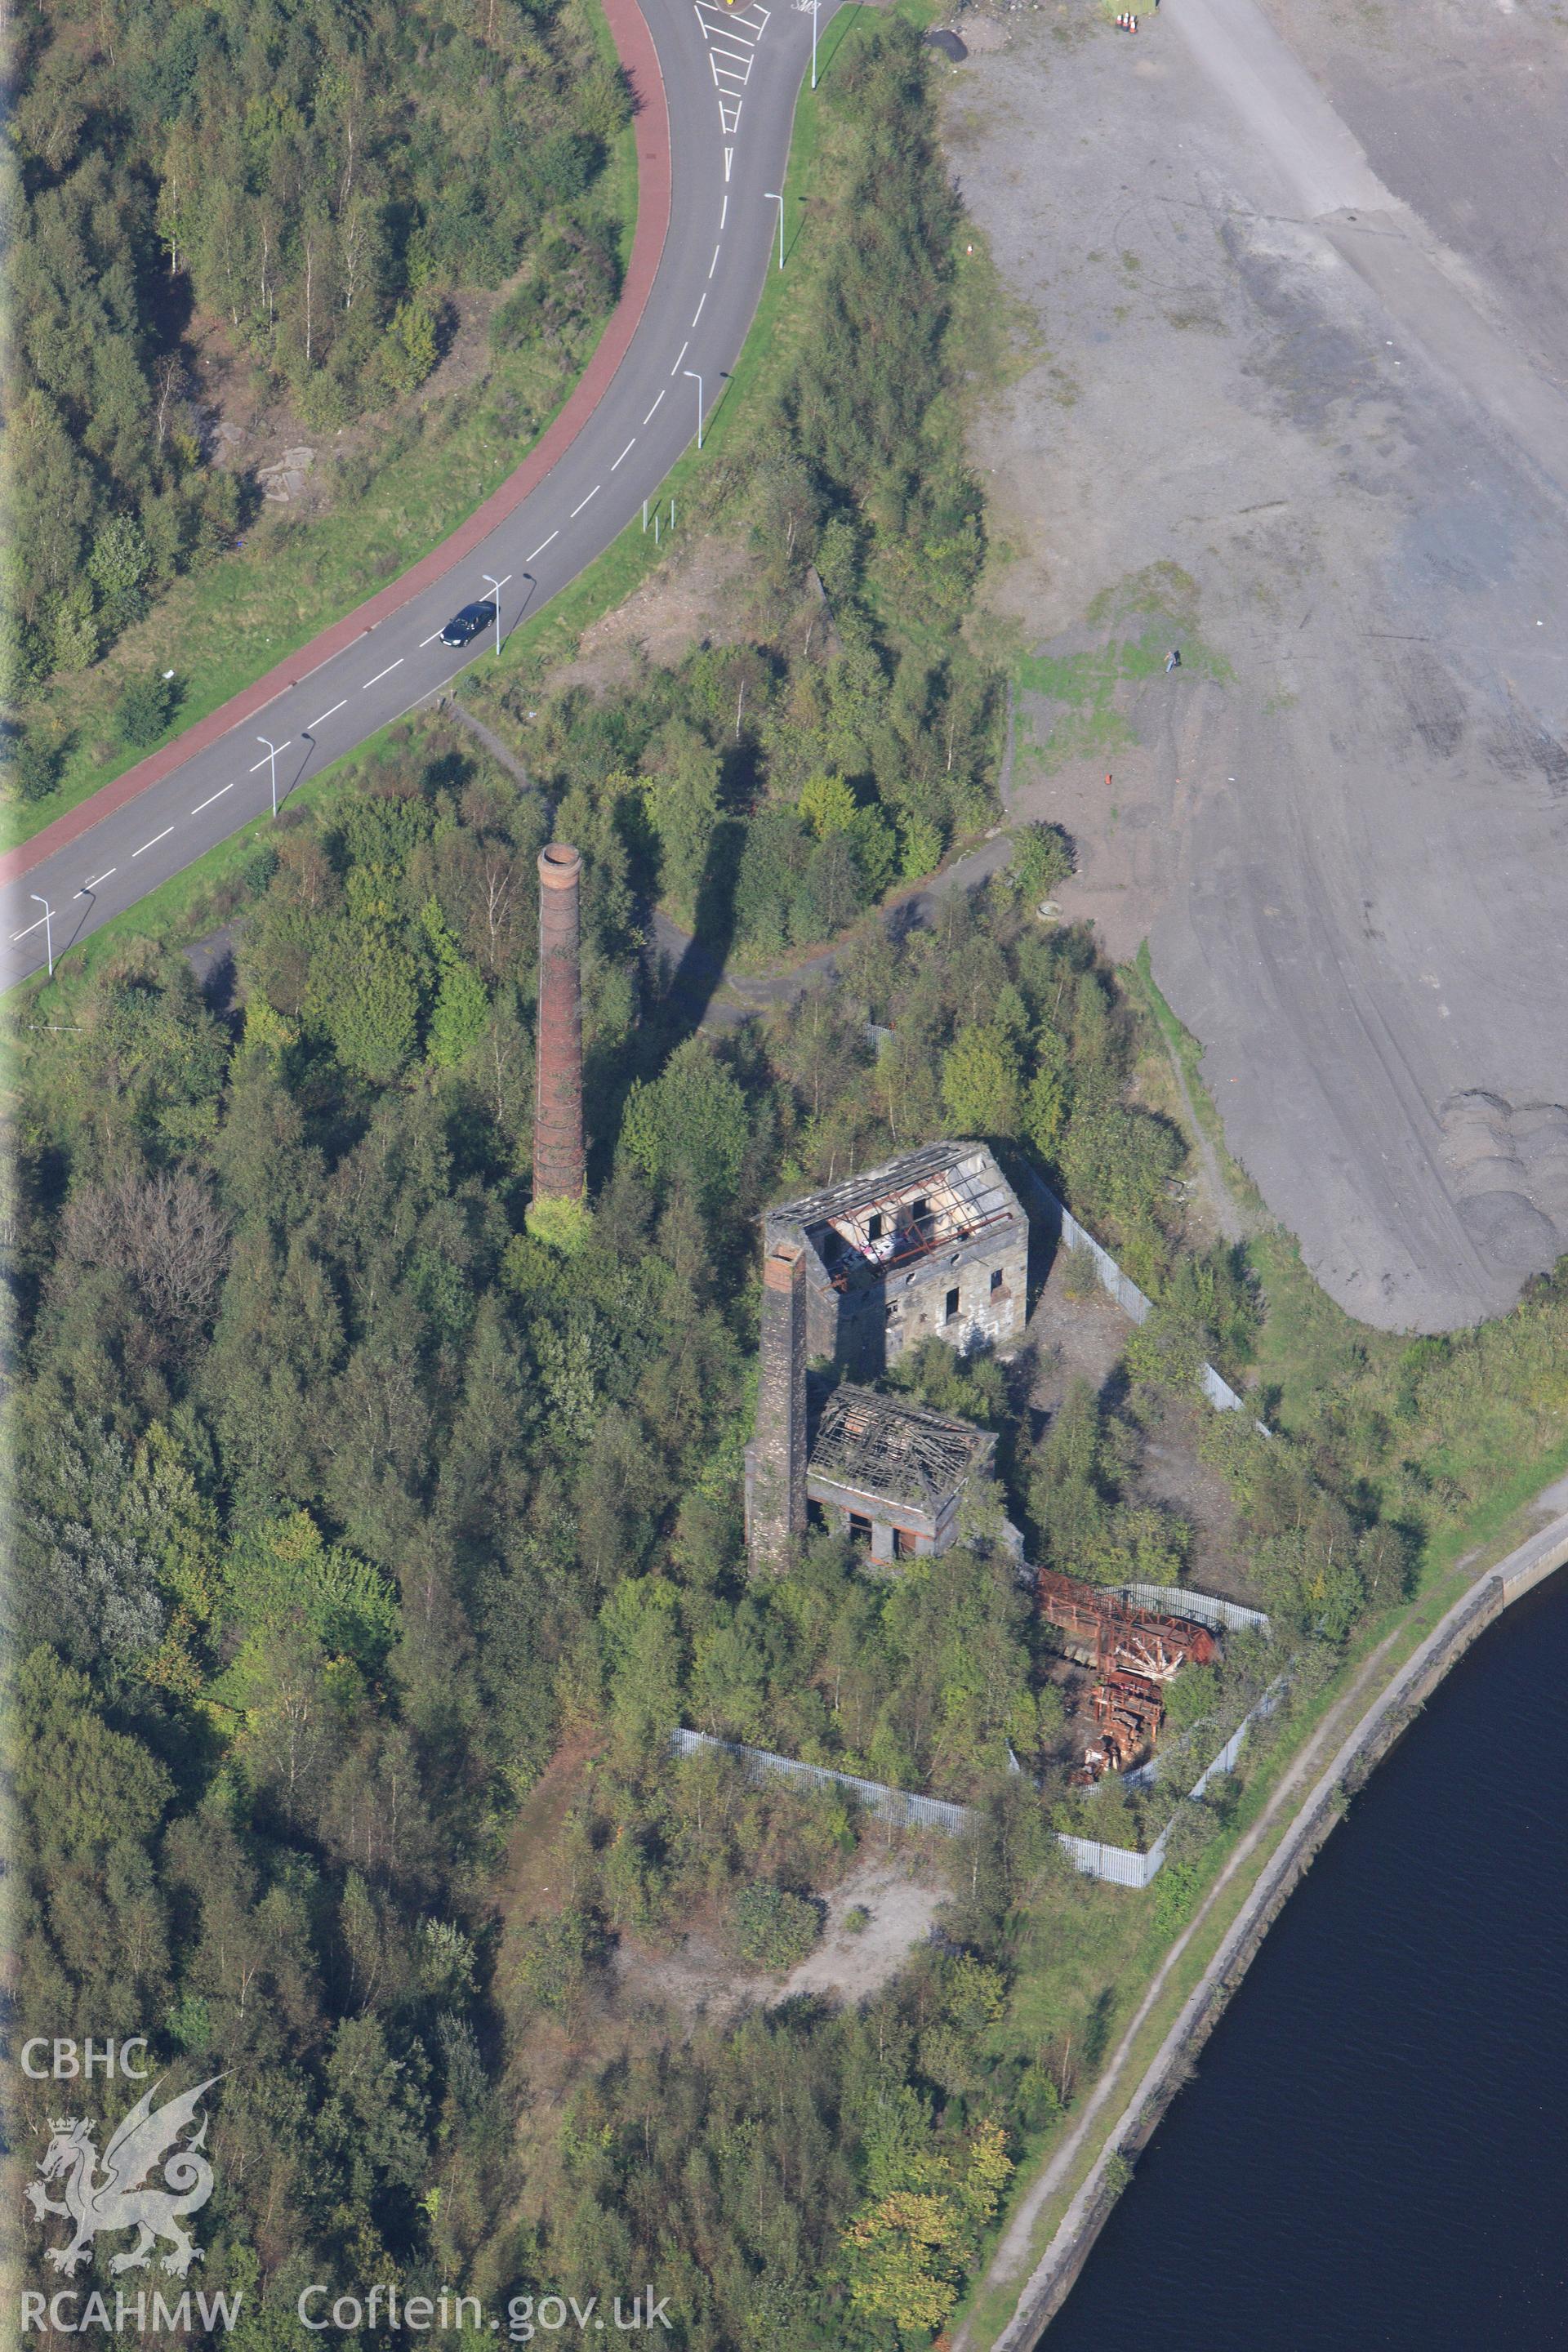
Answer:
951;0;1568;1329
746;1241;808;1571
532;844;586;1202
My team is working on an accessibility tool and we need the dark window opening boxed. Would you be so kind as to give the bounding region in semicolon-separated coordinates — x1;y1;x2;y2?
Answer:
807;1499;826;1532
990;1267;1004;1293
945;1286;961;1322
894;1528;919;1559
912;1196;929;1230
867;1212;884;1242
849;1512;873;1543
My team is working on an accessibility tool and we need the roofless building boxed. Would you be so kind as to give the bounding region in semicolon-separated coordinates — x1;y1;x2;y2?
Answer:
760;1141;1028;1378
745;1143;1027;1571
804;1384;995;1561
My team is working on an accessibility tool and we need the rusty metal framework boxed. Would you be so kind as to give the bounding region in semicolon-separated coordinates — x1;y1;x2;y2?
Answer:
821;1203;1016;1294
808;1385;991;1512
1036;1567;1217;1680
1038;1567;1221;1782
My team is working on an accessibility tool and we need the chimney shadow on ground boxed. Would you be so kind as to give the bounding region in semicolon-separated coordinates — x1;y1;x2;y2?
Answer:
642;815;744;1058
583;821;745;1190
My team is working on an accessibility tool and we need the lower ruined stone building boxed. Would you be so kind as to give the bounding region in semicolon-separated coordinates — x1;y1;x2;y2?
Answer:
803;1383;995;1560
745;1142;1027;1572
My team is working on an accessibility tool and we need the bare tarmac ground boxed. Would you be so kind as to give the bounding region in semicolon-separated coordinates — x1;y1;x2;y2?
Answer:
947;0;1568;1332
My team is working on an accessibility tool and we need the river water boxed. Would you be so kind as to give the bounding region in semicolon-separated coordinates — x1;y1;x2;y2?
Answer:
1040;1562;1568;2352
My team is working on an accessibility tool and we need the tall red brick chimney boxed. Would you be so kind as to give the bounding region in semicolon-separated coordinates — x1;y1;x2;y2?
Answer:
745;1239;808;1573
532;842;586;1204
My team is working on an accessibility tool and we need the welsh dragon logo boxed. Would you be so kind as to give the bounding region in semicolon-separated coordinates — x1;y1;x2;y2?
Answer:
25;2076;224;2278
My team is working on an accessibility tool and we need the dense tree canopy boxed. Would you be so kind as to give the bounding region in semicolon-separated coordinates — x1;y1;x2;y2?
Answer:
2;0;626;699
9;20;1568;2345
11;705;1568;2338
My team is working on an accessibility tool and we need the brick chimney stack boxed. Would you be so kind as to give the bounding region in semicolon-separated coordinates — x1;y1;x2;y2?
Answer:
746;1239;808;1572
532;842;586;1204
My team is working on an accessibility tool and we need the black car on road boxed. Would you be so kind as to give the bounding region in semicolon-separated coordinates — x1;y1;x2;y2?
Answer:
440;600;497;648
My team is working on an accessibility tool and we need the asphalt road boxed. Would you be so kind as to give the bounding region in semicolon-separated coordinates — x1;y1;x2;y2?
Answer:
2;0;835;991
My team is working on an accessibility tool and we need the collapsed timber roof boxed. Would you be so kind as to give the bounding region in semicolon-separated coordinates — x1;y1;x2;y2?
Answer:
808;1384;993;1512
768;1142;1024;1292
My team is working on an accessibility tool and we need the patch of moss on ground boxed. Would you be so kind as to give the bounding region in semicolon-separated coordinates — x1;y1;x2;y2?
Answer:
1014;565;1230;772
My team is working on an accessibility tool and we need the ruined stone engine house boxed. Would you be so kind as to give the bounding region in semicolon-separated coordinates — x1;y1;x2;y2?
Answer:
745;1143;1027;1573
761;1141;1028;1376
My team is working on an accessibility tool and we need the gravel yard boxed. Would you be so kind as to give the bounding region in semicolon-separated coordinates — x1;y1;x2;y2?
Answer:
608;1848;951;2021
945;0;1568;1331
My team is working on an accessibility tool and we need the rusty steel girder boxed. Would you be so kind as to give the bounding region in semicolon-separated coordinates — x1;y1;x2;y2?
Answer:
1036;1566;1217;1680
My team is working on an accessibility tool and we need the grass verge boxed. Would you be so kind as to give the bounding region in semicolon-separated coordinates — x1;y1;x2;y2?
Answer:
458;2;868;729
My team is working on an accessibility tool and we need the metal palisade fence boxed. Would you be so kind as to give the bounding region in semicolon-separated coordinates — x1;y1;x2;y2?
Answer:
1013;1166;1271;1432
1116;1584;1271;1634
668;1727;973;1834
671;1679;1288;1885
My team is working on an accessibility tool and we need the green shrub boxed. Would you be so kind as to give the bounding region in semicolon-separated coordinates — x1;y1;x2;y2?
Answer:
114;670;179;748
732;1882;821;1971
6;729;67;802
1011;821;1075;902
520;1909;595;2011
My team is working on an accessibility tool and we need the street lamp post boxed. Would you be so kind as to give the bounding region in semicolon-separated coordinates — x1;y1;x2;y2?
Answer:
482;573;510;658
29;893;54;978
256;735;280;818
765;191;785;270
684;368;704;451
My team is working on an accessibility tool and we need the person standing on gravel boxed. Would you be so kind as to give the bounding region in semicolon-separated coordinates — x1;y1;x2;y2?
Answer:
1165;647;1182;673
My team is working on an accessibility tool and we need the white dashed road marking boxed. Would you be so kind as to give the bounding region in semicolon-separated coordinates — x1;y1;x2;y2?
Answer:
528;532;559;562
249;745;291;773
720;194;728;227
420;629;444;647
644;390;666;424
691;292;706;326
133;828;173;858
710;243;722;277
671;340;689;375
11;918;47;942
191;783;234;814
363;659;404;689
569;486;600;518
305;700;346;730
612;439;637;470
81;870;116;892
